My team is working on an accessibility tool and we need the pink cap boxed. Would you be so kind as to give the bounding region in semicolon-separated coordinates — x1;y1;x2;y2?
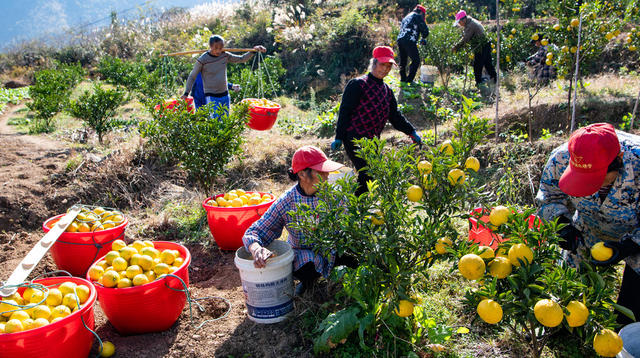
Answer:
372;46;397;64
454;10;467;26
559;123;621;197
291;146;344;174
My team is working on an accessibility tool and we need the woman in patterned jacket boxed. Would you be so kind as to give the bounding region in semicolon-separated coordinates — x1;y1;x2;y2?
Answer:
537;123;640;325
242;146;356;295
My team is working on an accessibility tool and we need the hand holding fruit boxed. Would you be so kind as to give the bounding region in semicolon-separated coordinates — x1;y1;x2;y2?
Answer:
591;239;640;266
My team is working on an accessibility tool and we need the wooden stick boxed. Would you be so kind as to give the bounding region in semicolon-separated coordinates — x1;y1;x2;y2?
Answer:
159;48;258;57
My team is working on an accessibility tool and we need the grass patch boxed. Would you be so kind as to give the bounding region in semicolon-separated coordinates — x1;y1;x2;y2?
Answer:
159;199;210;244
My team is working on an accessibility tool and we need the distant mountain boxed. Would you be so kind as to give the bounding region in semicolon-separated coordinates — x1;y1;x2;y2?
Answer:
1;0;225;50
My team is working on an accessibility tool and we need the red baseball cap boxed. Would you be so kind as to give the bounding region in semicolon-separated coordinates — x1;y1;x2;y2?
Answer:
372;46;396;65
292;146;344;174
415;5;426;14
559;123;620;197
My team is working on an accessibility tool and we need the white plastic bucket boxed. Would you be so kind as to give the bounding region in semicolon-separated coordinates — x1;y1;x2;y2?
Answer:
617;322;640;358
235;240;295;324
420;65;437;84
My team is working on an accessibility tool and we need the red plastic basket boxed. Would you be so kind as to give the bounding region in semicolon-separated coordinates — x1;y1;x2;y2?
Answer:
0;276;97;358
468;208;540;249
43;214;128;277
154;97;195;113
202;192;275;250
87;241;191;335
244;98;280;131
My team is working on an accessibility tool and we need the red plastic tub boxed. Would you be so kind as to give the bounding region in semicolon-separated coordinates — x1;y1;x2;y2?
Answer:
468;208;540;249
43;214;128;277
244;98;280;131
87;241;191;335
154;97;195;113
202;192;275;250
0;276;97;358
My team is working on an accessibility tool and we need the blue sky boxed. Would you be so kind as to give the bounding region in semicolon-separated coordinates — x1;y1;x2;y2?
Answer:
1;0;215;49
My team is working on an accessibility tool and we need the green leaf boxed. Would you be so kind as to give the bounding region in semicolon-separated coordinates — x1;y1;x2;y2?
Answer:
358;313;375;349
313;306;361;354
612;303;636;321
456;327;470;334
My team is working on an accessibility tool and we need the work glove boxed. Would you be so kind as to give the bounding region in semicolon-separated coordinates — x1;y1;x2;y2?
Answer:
592;239;640;266
409;131;422;148
556;216;583;254
331;139;343;151
420;39;427;46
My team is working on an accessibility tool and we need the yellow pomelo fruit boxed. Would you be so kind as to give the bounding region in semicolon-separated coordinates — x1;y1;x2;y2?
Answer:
417;160;433;175
534;299;563;327
448;169;465;185
173;257;185;267
132;274;150;286
101;271;120;288
508;244;534;267
129;253;142;266
140;247;159;259
33;317;49;328
4;319;23;333
570;18;579;27
117;278;132;288
489;206;510;227
131;240;145;253
531;33;539;41
0;300;16;318
32;305;51;320
465;157;480;172
440;140;454;155
143;240;154;248
488;257;512;279
29;289;45;304
478;246;495;259
395;300;414;317
75;285;90;303
45;289;62;306
126;265;143;280
407;185;423;202
370;209;384;225
138;255;154;271
565;300;589;327
9;310;30;322
105;251;120;265
62;293;79;310
435;237;453;255
231;198;244;207
590;242;613;261
144;270;157;282
118;247;137;261
541;39;549;46
101;341;116;357
88;266;105;281
153;263;171;276
593;329;623;357
160;250;176;265
477;299;503;324
458;254;485;280
112;257;128;272
51;305;71;320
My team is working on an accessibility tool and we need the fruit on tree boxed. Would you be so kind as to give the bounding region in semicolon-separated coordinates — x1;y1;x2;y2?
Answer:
447;169;465;185
395;300;414;317
458;254;485;280
534;299;564;327
565;300;589;327
407;185;423;202
591;242;613;261
440;140;454;155
417;160;432;175
508;243;534;267
541;39;549;46
488;257;512;279
370;209;384;225
435;237;453;255
531;33;539;41
477;299;503;324
465;157;480;172
570;18;579;27
478;246;495;259
593;329;623;357
489;206;510;227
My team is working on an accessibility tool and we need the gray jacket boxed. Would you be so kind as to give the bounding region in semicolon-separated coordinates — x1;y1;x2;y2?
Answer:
453;17;488;52
183;51;254;96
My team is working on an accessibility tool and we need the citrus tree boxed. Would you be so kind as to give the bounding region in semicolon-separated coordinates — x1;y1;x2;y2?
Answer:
459;208;630;358
290;100;492;355
420;23;473;91
487;21;537;71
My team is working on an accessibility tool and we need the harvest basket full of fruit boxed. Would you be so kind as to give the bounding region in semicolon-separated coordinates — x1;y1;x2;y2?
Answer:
42;205;128;277
203;190;276;250
241;98;281;131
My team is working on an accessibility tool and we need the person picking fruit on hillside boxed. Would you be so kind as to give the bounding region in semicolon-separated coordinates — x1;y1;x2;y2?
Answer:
451;10;497;91
396;4;429;84
526;34;556;83
181;35;266;118
536;123;640;325
331;46;422;196
242;146;358;296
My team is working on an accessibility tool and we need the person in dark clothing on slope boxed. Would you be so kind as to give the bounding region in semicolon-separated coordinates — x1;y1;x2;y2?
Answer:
331;46;422;196
397;4;429;84
451;10;497;88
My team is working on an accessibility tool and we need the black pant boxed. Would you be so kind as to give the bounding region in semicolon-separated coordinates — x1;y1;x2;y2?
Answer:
473;42;497;86
616;264;640;325
344;137;371;196
292;255;359;283
398;38;420;83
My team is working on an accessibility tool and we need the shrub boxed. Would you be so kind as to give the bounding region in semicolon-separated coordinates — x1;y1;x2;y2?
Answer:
420;23;472;90
139;100;248;189
98;55;147;91
27;63;84;132
68;83;127;143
